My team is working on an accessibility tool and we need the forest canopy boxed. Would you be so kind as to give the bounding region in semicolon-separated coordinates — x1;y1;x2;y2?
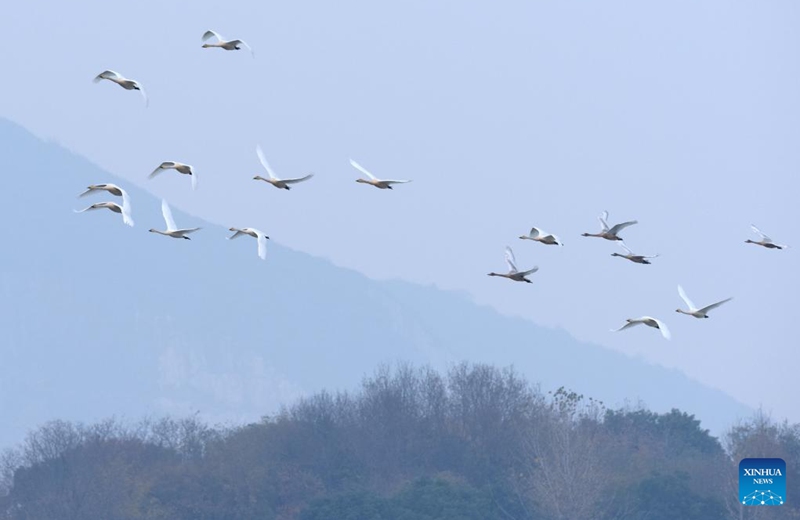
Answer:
1;362;796;519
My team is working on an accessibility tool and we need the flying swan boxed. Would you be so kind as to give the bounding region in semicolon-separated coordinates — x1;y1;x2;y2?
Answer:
349;159;411;190
201;30;254;58
227;227;269;260
582;210;637;241
149;199;201;240
675;285;732;319
487;246;539;283
93;70;148;107
254;145;314;190
611;317;671;340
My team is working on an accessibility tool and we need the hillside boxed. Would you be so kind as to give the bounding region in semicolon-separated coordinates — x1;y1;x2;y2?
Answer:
0;117;750;449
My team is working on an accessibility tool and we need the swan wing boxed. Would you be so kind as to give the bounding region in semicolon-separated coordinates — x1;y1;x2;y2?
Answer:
93;70;121;82
698;297;733;315
227;228;245;240
161;199;177;231
231;39;255;58
750;224;771;242
520;266;539;276
599;210;610;231
256;232;267;260
618;242;634;255
677;285;697;311
611;320;640;333
504;246;518;273
202;30;223;42
528;227;541;239
149;162;171;178
283;173;314;184
384;179;412;184
608;220;638;235
256;145;278;179
176;227;201;235
136;83;148;107
652;318;671;340
191;169;198;190
349;158;377;180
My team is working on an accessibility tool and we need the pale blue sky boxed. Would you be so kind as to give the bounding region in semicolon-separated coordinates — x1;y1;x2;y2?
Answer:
3;0;798;421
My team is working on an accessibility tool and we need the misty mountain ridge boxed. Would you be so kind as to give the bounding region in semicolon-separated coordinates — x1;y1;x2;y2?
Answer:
0;117;750;450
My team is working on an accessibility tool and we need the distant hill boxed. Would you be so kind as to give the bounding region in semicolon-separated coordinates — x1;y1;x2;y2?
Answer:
0;118;750;449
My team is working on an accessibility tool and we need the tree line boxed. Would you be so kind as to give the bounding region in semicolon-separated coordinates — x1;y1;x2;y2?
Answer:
0;362;797;519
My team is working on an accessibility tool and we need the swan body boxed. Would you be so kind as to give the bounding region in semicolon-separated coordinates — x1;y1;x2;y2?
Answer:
93;70;148;107
676;285;732;319
349;159;411;189
201;30;254;57
74;201;134;227
227;227;269;260
253;145;314;190
149;199;201;240
519;227;563;246
149;161;197;190
611;242;658;264
582;210;637;241
611;317;671;340
487;246;539;283
745;225;788;250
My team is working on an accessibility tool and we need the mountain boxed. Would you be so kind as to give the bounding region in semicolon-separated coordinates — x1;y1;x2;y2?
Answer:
0;118;750;450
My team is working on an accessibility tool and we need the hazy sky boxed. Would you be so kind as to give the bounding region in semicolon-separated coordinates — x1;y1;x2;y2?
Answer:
3;0;798;422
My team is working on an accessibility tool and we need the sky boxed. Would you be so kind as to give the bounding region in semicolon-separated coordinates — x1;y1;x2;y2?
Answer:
2;0;798;422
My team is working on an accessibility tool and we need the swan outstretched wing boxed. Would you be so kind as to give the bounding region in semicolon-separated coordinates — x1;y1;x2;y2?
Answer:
256;232;267;260
528;227;542;239
227;228;246;240
520;266;539;276
384;179;412;184
349;159;377;180
256;145;278;179
651;318;671;339
608;220;638;235
120;190;133;227
283;173;314;184
611;320;640;333
191;169;198;190
750;224;771;242
202;30;223;42
161;199;177;231
136;83;148;107
599;210;610;231
93;70;121;83
149;162;170;178
698;297;733;315
504;246;518;273
232;39;255;58
619;242;634;255
677;285;696;311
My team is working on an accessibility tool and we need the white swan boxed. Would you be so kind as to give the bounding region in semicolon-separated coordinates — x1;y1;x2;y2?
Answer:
149;161;197;190
93;70;148;107
148;200;201;240
745;225;789;250
349;159;411;190
582;210;637;241
227;227;269;260
611;317;671;340
519;227;563;246
676;285;732;319
611;242;658;265
201;30;254;58
487;246;539;283
253;145;314;190
74;201;134;227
